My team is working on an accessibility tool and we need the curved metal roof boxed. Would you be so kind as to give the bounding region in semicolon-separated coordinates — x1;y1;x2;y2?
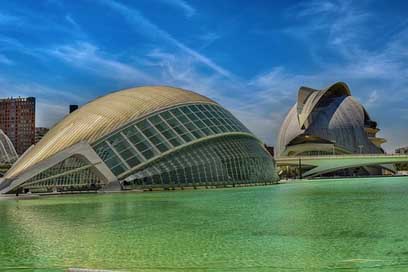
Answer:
276;82;383;157
276;104;302;156
5;86;216;178
297;82;351;129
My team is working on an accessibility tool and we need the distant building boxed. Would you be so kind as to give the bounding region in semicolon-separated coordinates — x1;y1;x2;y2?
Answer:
69;105;79;113
35;127;49;143
396;147;408;155
277;82;391;177
0;97;35;155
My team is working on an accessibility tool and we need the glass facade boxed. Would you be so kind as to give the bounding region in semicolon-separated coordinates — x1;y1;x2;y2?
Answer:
123;135;276;189
20;156;102;192
11;103;277;193
93;103;250;177
92;103;277;188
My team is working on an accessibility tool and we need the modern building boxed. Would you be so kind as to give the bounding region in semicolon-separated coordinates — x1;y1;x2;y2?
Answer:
69;105;79;113
0;129;18;164
35;127;49;143
277;82;392;176
395;147;408;173
0;86;278;194
0;97;35;155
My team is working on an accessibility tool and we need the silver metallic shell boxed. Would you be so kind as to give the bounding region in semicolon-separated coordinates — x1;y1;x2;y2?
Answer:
277;82;384;157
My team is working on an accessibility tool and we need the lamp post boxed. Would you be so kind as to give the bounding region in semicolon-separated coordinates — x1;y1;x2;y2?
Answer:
332;140;336;155
298;157;302;180
358;145;364;154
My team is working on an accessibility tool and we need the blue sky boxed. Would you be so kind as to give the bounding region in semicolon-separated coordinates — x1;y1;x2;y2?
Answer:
0;0;407;151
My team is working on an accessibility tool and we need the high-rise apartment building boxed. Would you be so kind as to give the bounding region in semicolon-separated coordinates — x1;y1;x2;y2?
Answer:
0;97;35;155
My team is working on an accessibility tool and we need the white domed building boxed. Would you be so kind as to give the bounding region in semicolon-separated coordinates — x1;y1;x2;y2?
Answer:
277;82;390;176
0;86;278;194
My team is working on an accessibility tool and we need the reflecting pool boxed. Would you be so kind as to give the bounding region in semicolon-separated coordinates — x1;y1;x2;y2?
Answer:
1;177;408;271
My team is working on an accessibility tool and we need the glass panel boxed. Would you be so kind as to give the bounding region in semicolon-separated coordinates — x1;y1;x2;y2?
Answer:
195;111;206;119
136;120;150;131
176;114;189;123
111;164;127;176
106;135;123;146
119;148;137;160
156;143;169;153
148;115;162;125
122;126;139;138
113;140;129;153
126;156;141;168
169;137;183;147
180;107;192;114
160;111;172;120
165;117;179;128
94;143;115;161
186;112;198;121
184;122;202;134
142;149;156;160
128;131;145;145
170;108;183;117
190;130;202;138
149;135;162;146
196;104;207;111
135;141;151;152
154;122;169;132
178;131;194;142
105;156;122;168
142;127;157;138
161;129;176;140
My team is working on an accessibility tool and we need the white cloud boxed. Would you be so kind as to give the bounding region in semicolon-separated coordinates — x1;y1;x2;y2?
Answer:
366;90;379;107
49;41;154;84
289;0;337;18
65;14;81;31
197;32;220;49
159;0;196;17
100;0;233;78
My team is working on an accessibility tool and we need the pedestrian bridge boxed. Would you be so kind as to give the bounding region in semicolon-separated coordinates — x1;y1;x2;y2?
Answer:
276;154;408;177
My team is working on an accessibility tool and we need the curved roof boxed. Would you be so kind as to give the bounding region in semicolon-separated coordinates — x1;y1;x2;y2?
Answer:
276;82;383;157
297;82;351;129
0;129;18;164
5;86;216;178
276;104;303;156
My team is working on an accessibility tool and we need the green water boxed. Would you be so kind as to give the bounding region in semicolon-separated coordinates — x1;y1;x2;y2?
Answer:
1;177;408;271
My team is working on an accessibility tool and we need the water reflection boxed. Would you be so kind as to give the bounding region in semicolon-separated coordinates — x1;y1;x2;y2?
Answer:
1;178;408;271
